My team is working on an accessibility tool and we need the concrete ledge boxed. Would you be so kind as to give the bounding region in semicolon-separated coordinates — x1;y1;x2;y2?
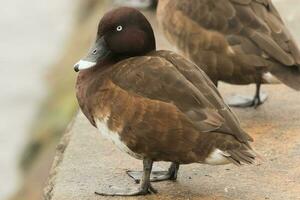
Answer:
44;6;300;200
44;83;300;200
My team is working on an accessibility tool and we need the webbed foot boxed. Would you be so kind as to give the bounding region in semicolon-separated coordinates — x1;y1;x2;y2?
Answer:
127;162;179;183
227;92;267;108
95;184;157;196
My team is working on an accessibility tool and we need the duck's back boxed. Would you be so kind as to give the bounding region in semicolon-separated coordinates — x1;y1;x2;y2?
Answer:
158;0;300;89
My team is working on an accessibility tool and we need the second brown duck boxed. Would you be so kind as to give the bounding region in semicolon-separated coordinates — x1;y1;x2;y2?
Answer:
157;0;300;107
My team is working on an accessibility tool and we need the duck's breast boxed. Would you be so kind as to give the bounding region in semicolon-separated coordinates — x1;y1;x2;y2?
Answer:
95;115;143;160
85;78;143;160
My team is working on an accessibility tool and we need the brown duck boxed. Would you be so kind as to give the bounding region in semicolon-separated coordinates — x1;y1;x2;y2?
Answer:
74;7;256;196
157;0;300;107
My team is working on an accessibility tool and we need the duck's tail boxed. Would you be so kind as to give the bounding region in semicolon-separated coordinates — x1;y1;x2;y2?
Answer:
270;64;300;91
225;146;264;166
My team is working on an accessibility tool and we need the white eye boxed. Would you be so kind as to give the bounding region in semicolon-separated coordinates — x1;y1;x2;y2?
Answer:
116;25;123;32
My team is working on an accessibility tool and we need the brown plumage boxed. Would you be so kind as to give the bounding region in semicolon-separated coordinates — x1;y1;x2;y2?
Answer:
157;0;300;106
74;7;256;196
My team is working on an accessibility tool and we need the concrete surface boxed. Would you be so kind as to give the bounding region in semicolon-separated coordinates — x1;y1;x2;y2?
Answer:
45;81;300;200
45;4;300;200
0;0;79;199
273;0;300;45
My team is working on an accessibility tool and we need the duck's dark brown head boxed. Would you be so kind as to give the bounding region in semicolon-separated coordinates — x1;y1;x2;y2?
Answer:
74;7;156;72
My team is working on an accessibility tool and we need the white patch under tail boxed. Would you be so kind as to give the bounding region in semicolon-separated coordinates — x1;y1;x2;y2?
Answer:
205;149;231;165
262;72;281;84
95;116;143;160
227;46;235;55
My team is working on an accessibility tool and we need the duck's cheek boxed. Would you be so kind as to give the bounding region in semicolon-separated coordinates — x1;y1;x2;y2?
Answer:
108;30;146;54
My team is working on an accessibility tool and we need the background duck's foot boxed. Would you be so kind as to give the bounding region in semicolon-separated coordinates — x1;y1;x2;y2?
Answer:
127;170;175;183
95;184;157;196
227;92;268;108
252;94;268;108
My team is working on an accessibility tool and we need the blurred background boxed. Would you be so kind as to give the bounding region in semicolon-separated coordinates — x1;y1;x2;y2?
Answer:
0;0;298;200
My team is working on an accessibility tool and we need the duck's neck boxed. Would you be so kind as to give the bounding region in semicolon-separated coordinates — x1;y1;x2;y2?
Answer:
76;59;115;86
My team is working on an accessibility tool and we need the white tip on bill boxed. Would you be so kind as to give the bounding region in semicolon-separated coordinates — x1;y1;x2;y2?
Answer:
74;60;96;71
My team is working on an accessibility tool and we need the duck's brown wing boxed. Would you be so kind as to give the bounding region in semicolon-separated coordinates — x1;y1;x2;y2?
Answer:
110;52;252;144
162;0;300;89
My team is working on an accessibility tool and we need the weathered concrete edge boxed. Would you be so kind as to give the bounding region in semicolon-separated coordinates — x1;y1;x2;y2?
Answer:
43;113;79;200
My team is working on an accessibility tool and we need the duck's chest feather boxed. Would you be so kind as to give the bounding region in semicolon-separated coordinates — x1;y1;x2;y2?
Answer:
76;70;105;127
76;73;146;159
95;115;143;159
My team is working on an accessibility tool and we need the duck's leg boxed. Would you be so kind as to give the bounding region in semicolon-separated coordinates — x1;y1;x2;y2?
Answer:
227;83;268;108
95;159;157;196
127;162;180;183
251;83;268;108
